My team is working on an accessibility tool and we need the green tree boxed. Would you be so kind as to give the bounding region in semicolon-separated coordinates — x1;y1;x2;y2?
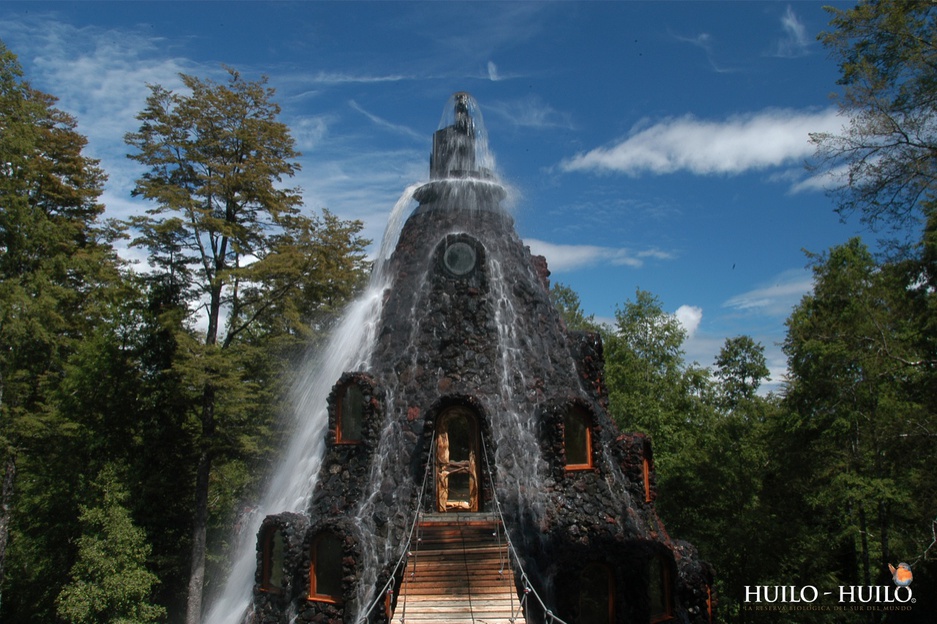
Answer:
56;465;165;624
714;335;770;409
549;282;600;332
604;289;691;451
124;69;368;624
783;239;931;588
811;0;937;241
0;40;120;617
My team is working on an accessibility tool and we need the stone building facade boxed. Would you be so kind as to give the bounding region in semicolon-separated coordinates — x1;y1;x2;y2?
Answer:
247;93;714;624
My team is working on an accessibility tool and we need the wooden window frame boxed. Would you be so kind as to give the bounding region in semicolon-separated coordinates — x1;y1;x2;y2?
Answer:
564;407;593;471
643;454;652;502
260;527;284;594
336;383;363;445
308;532;343;604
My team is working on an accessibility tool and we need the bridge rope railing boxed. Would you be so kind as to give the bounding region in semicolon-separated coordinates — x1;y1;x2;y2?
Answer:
479;434;569;624
358;438;436;624
360;430;569;624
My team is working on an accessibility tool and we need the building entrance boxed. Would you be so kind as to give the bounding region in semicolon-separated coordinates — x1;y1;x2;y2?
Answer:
435;407;480;512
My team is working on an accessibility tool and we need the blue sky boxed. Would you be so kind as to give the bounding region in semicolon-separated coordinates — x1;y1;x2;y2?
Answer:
1;1;863;391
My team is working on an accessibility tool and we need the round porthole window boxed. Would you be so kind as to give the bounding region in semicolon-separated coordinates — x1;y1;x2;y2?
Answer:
443;241;477;276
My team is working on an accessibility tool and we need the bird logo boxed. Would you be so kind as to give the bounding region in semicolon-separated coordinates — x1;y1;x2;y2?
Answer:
888;562;913;587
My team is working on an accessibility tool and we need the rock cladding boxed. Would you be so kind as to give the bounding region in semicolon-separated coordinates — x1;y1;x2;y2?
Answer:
248;93;714;624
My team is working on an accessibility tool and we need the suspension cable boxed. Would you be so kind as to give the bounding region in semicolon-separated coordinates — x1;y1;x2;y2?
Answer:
479;435;570;624
358;438;436;623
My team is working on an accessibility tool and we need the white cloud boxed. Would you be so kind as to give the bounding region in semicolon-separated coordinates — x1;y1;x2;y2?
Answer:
675;305;703;338
487;61;500;81
723;268;814;317
775;5;811;58
525;238;673;272
349;100;424;141
488;95;574;130
291;115;332;151
560;108;844;178
673;31;737;74
311;71;412;84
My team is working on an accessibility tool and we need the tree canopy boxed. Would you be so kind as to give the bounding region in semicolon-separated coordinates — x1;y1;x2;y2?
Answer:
124;69;368;624
812;0;937;243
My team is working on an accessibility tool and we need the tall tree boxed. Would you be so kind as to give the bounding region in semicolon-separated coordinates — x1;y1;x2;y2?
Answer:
604;289;691;453
55;465;165;624
0;40;119;617
784;239;931;587
811;0;937;242
125;69;368;624
714;335;770;409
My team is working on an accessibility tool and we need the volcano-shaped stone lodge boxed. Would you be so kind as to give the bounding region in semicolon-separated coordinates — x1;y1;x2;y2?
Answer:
247;93;714;624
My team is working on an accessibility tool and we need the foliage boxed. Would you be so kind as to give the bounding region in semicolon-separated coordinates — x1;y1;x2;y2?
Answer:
549;282;600;332
784;238;937;586
56;466;165;624
124;68;369;624
714;335;770;408
0;39;122;620
812;0;937;243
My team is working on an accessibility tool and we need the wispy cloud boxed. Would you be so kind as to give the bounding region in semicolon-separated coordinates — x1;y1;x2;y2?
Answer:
349;100;423;141
674;31;737;74
560;108;843;179
723;268;813;317
487;61;501;81
773;5;811;58
488;95;574;130
1;14;427;256
311;71;412;84
525;238;672;272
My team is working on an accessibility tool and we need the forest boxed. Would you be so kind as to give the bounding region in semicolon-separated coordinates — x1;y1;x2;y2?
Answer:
1;2;935;623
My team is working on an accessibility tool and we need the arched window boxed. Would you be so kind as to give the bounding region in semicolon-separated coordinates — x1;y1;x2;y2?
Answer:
337;383;364;444
578;563;614;624
260;528;285;593
309;532;343;603
648;555;673;623
564;406;593;471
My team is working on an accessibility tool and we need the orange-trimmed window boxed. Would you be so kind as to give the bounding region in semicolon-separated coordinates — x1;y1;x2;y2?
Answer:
642;454;652;502
337;384;364;444
648;555;674;623
579;563;614;624
564;407;593;470
309;532;343;603
260;528;285;593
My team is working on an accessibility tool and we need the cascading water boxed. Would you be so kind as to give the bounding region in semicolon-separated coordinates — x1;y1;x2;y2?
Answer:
202;186;419;624
234;91;714;624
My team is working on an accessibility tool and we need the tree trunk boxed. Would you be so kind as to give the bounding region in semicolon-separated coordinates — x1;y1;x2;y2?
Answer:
858;501;871;586
185;386;216;624
0;454;16;615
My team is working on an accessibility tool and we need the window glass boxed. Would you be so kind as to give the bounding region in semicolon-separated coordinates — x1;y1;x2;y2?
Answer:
579;563;613;624
311;533;343;601
443;241;477;276
564;407;592;469
648;556;673;622
338;384;363;443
